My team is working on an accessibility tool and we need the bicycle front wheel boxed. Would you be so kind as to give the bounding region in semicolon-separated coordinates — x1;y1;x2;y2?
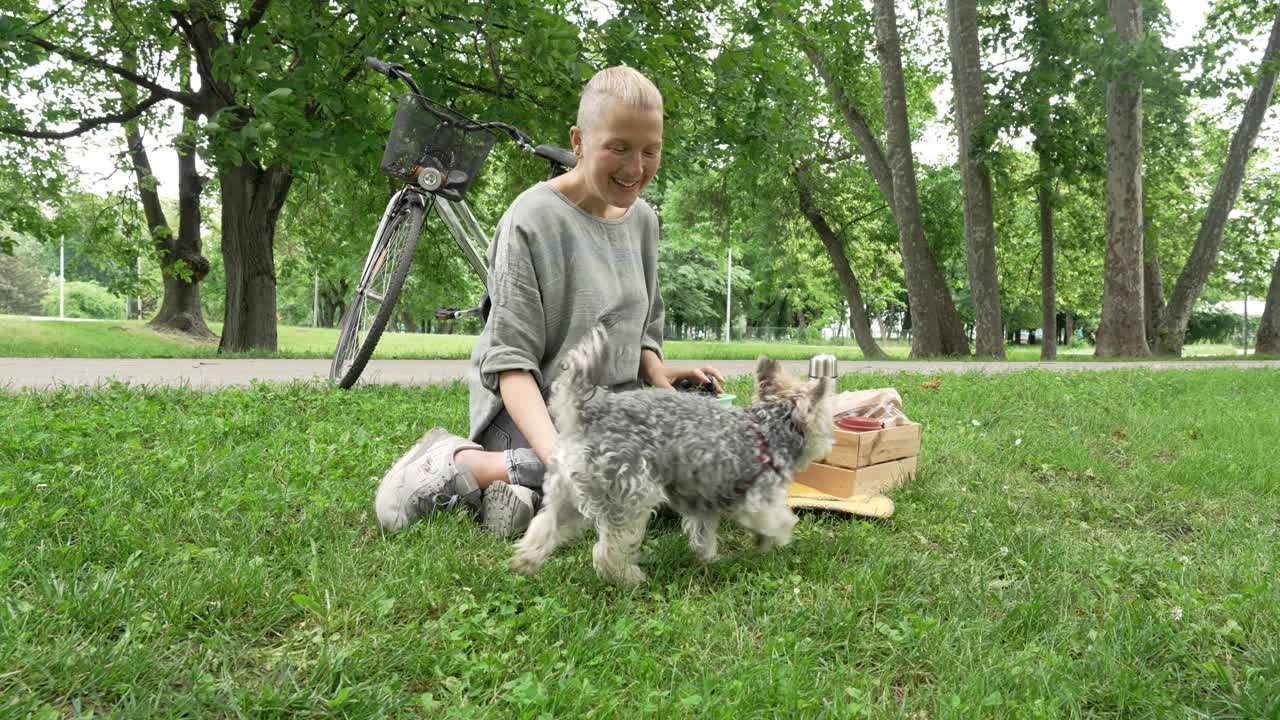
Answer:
331;199;425;388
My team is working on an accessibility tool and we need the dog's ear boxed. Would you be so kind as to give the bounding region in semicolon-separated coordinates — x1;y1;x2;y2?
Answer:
809;376;831;404
755;355;784;398
795;377;831;425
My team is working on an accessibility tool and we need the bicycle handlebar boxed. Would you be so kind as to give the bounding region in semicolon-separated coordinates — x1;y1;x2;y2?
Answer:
473;121;533;149
366;56;421;96
364;56;397;76
366;57;563;163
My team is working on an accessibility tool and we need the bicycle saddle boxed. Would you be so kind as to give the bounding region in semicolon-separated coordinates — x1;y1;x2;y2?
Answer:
533;144;576;169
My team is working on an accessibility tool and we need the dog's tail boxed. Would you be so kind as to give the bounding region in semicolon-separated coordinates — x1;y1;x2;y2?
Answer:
549;317;612;438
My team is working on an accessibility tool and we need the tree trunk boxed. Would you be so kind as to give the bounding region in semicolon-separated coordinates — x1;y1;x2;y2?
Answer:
872;0;970;358
1156;10;1280;355
946;0;1005;358
1096;0;1150;357
218;162;293;353
124;137;212;338
792;163;888;359
803;46;897;206
148;106;214;337
1144;230;1166;351
121;50;212;338
319;278;348;328
1037;149;1057;361
1256;251;1280;354
1030;0;1057;362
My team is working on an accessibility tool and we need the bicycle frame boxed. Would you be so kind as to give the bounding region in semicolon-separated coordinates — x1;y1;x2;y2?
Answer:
433;193;491;281
357;187;419;291
360;55;555;294
361;188;489;288
334;56;573;387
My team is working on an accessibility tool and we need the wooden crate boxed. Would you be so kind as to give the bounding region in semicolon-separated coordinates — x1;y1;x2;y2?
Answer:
793;457;918;498
822;422;921;469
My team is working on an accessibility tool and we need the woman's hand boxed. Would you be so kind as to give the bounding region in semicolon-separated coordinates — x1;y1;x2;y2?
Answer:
640;349;725;393
665;365;726;392
652;365;727;393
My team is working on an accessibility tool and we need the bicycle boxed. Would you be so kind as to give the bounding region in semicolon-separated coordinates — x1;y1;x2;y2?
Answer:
330;56;576;388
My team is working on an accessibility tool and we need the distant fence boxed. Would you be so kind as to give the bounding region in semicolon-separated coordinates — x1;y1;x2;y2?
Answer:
664;324;911;344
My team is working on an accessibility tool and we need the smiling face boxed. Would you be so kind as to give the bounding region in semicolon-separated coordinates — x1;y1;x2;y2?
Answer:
569;102;663;217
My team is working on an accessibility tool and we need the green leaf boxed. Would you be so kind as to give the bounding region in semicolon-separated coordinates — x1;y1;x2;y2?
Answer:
292;593;324;617
326;686;351;708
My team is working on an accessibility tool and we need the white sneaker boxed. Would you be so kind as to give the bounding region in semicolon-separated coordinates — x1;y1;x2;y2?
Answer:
481;481;539;539
374;428;482;532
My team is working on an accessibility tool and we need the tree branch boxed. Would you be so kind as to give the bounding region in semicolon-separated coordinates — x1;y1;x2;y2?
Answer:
30;0;76;29
442;73;513;99
478;22;508;94
438;12;518;34
817;148;859;164
172;10;236;109
22;34;197;106
436;69;549;109
800;43;896;205
234;0;273;44
108;0;144;48
985;50;1032;72
846;202;891;226
0;91;168;139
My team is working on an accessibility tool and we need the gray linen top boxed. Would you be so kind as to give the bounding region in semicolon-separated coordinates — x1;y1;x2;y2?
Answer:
467;182;665;441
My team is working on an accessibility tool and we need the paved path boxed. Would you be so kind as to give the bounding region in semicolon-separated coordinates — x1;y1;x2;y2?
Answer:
1;357;1276;390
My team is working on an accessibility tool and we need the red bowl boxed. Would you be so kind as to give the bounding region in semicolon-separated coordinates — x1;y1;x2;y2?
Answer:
836;416;883;432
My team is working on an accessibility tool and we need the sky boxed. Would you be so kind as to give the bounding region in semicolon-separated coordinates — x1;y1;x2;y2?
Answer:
61;0;1222;199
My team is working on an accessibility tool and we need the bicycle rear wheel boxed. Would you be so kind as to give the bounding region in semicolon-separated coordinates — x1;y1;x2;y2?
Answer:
331;198;425;388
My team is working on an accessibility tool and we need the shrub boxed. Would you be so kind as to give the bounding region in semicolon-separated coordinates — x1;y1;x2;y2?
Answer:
40;280;125;320
0;247;50;315
1187;305;1241;344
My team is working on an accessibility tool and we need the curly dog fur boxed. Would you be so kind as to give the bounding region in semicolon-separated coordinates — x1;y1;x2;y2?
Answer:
511;321;834;585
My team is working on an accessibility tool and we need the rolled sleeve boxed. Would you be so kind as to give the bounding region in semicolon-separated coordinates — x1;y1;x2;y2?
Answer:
640;207;664;361
477;223;546;391
478;343;543;391
641;287;664;361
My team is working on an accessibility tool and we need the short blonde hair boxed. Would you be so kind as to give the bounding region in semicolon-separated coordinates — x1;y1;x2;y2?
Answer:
576;66;663;136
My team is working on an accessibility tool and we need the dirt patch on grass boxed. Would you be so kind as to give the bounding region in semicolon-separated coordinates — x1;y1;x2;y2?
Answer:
132;323;220;348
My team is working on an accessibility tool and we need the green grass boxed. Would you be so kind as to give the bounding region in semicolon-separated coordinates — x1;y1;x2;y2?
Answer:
4;369;1279;717
0;315;1257;361
0;315;222;358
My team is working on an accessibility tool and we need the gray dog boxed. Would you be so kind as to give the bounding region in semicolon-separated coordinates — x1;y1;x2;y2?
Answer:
511;322;835;585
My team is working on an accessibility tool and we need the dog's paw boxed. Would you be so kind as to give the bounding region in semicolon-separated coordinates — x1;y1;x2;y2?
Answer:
621;564;648;586
601;564;647;587
695;548;721;563
510;553;543;576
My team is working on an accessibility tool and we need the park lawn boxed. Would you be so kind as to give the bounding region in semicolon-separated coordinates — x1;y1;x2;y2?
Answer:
0;315;220;358
0;315;1253;361
3;369;1278;717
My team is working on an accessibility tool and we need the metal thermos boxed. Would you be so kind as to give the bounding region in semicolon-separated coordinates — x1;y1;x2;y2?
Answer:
809;353;838;380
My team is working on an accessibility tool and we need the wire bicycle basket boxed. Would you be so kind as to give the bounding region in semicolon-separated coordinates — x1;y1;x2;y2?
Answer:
379;94;498;201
